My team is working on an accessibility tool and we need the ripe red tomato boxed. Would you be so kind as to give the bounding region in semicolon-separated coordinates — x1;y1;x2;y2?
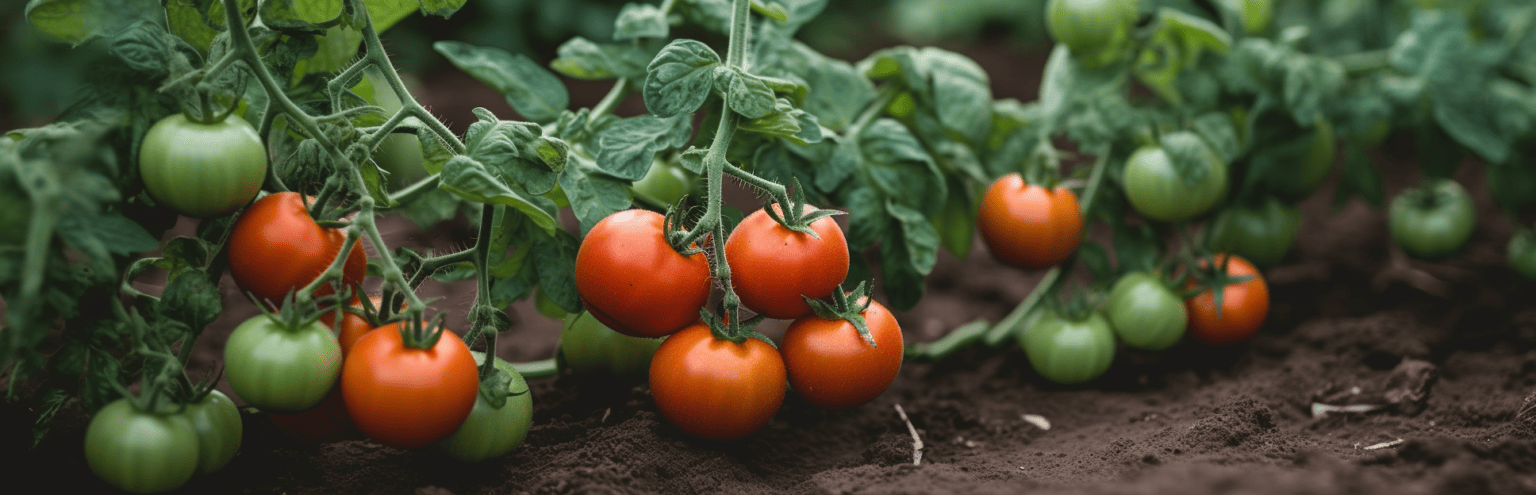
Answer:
782;298;903;410
725;204;849;319
976;174;1083;270
341;322;480;449
648;323;787;440
228;192;367;306
1183;254;1270;345
575;209;712;338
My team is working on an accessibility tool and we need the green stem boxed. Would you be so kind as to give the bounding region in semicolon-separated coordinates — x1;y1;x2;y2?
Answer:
462;204;501;352
510;358;559;378
587;78;630;125
726;0;751;69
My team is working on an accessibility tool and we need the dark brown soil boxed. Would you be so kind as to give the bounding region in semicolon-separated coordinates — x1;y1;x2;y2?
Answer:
5;38;1536;495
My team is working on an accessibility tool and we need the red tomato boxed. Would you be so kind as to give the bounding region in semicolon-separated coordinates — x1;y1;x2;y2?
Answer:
725;204;849;319
1183;254;1270;345
782;298;903;410
648;323;786;441
267;386;360;443
228;192;367;306
341;322;480;449
976;174;1083;270
575;209;712;338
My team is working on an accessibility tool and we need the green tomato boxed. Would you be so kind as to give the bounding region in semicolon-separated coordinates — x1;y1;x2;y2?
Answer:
85;399;200;494
1122;142;1228;222
630;159;697;208
437;352;534;462
182;390;242;474
1389;179;1475;260
1509;228;1536;280
1020;310;1117;384
354;70;428;190
1207;198;1302;268
223;315;343;413
1046;0;1140;67
139;113;268;219
558;310;664;379
1106;272;1188;351
1264;119;1336;200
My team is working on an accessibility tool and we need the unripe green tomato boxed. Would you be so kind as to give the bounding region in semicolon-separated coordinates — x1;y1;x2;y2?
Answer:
223;316;343;413
85;399;200;494
1389;179;1475;260
1264;119;1336;200
437;352;533;462
1122;143;1228;222
138;113;268;219
559;310;664;379
1508;228;1536;281
354;71;429;190
1046;0;1140;67
1020;310;1117;384
182;390;242;474
630;159;697;208
1106;272;1188;351
1207;198;1302;268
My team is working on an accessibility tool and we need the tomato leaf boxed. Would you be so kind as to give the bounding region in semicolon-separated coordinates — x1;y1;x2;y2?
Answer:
435;41;570;123
718;68;778;119
24;0;158;46
1157;131;1216;188
614;3;670;41
530;227;581;314
1155;8;1233;68
462;108;562;195
156;270;222;334
878;228;927;311
843;187;889;251
595;114;693;181
886;201;939;278
644;39;723;118
550;37;653;81
860;119;945;214
931;178;975;258
1078;241;1113;281
259;0;343;32
862;47;992;144
1111;221;1162;274
767;44;872;132
438;155;559;235
558;159;633;235
1192;112;1241;165
738;98;825;145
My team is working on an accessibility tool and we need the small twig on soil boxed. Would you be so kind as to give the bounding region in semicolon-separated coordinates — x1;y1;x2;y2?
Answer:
1360;439;1404;451
1311;402;1385;419
895;404;923;466
1021;414;1051;431
601;408;612;423
1518;392;1535;421
1371;245;1451;297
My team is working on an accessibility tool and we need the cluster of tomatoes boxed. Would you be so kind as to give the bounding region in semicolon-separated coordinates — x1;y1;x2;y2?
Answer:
573;206;904;440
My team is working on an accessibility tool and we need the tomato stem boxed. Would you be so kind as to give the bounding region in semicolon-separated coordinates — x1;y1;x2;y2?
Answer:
510;358;559;378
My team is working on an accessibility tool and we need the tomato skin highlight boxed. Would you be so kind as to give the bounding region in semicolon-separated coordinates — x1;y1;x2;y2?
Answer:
976;174;1083;270
342;323;480;449
559;310;664;379
183;390;242;474
1106;272;1188;351
1020;310;1118;384
1389;179;1476;260
575;209;712;338
223;316;343;413
227;192;367;305
1123;143;1228;222
725;204;850;319
437;352;534;462
649;323;787;441
1184;254;1270;345
782;299;903;410
139;113;268;219
84;399;200;494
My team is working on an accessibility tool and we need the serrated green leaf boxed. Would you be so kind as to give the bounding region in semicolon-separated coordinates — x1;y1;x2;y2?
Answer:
438;155;559;235
157;270;222;332
558;158;632;235
550;37;652;81
614;3;669;41
1159;131;1217;188
643;39;722;118
722;68;777;119
107;20;172;76
435;41;570;123
925;49;992;144
25;0;158;45
259;0;343;31
414;0;467;18
860;119;945;214
595;114;693;181
790;44;873;131
462;108;560;195
164;0;256;54
531;228;580;314
56;212;158;259
1192;112;1241;164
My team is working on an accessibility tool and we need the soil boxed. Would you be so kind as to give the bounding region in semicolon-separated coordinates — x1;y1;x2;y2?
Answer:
5;38;1536;495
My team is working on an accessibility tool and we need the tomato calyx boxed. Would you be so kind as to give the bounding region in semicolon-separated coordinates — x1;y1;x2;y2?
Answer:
762;179;845;237
662;200;705;256
804;281;879;348
702;307;777;348
1178;253;1256;319
469;351;530;409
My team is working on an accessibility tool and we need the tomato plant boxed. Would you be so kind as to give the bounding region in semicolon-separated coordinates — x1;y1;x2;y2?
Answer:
558;310;664;379
1105;272;1187;351
649;323;787;441
976;174;1083;270
1389;179;1476;260
1207;198;1302;268
352;70;428;190
575;209;711;337
1184;254;1270;346
182;390;242;474
1510;228;1536;281
437;352;534;462
1122;140;1228;222
782;297;903;410
1019;309;1117;384
342;322;480;449
138;113;267;219
84;399;200;494
1262;119;1335;200
224;314;342;413
1045;0;1139;67
227;192;367;305
725;204;849;319
322;307;375;357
